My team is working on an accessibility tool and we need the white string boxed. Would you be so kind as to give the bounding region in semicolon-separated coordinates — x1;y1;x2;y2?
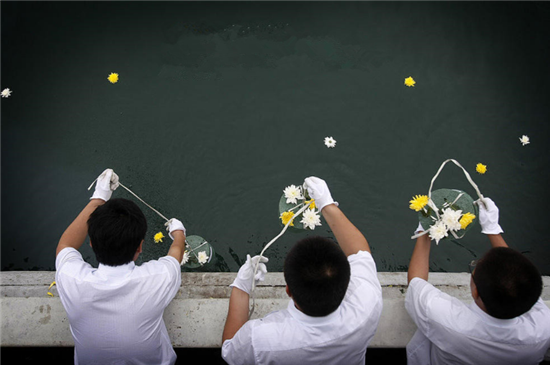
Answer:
88;178;169;222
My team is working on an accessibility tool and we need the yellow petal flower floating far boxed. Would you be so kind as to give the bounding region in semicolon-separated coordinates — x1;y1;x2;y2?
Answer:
409;195;429;211
404;76;416;87
108;73;119;84
476;163;487;174
280;211;295;227
154;232;165;243
305;199;316;209
459;212;476;230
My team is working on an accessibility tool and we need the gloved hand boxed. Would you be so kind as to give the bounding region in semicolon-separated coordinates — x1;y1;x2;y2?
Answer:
414;222;425;235
303;176;339;211
164;218;186;240
230;255;269;295
475;197;503;235
91;168;119;201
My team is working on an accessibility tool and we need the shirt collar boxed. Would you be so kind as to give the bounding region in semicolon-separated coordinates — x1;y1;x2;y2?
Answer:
97;261;136;277
287;299;340;326
469;301;518;326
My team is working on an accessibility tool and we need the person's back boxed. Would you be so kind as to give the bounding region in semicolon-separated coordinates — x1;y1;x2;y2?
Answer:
227;246;381;364
221;176;383;365
56;250;181;364
406;197;550;365
55;169;187;365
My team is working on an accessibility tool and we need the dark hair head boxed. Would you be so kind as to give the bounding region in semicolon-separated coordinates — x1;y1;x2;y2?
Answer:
473;247;542;319
88;198;147;266
284;236;351;317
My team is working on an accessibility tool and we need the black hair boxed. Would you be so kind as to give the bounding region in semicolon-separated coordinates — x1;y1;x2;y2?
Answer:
88;198;147;266
473;247;542;319
284;236;351;317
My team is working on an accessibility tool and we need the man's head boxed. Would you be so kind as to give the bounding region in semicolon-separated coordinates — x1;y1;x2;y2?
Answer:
284;236;351;317
88;198;147;266
471;247;542;319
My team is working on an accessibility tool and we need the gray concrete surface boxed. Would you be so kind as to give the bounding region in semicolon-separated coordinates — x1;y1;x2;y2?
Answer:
1;271;549;360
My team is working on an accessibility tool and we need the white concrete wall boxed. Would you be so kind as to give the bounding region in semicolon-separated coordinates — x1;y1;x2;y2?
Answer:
1;271;549;360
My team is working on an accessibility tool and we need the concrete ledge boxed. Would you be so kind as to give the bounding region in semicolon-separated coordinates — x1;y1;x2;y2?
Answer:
2;272;550;359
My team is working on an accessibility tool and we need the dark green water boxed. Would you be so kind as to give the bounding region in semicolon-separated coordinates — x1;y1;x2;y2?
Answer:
2;2;549;274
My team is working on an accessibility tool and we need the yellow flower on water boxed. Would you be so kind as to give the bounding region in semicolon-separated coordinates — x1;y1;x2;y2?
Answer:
409;195;429;211
280;211;295;227
459;212;476;230
305;199;316;209
404;76;416;87
154;232;165;243
476;163;487;174
108;73;119;84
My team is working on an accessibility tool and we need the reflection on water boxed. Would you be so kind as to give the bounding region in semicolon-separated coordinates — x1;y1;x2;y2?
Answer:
2;2;549;274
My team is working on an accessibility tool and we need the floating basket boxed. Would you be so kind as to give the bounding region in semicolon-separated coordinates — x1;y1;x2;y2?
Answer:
183;235;214;268
278;186;315;230
419;188;479;241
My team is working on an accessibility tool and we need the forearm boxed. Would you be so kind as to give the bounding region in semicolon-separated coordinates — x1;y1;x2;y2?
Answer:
321;204;370;255
167;231;186;263
56;199;105;256
487;233;508;248
407;234;431;283
222;287;250;343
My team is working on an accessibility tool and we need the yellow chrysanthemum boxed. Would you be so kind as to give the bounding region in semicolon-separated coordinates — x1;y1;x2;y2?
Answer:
476;163;487;174
280;211;295;227
154;232;165;243
305;199;316;209
404;76;416;87
459;212;476;230
409;195;429;211
108;73;119;84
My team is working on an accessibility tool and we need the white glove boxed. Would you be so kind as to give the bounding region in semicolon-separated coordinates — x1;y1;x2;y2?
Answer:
164;218;186;240
414;222;425;235
475;197;503;235
230;254;269;295
304;176;339;211
91;168;119;201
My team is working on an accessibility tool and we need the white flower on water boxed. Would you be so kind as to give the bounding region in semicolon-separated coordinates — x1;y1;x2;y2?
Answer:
1;88;12;98
440;208;463;232
324;136;336;148
181;251;190;265
197;251;209;265
429;220;449;245
283;184;304;205
300;208;322;230
519;135;530;146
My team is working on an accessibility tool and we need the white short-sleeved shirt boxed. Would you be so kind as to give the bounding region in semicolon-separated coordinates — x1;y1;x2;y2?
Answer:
405;277;550;365
222;250;383;365
55;247;182;365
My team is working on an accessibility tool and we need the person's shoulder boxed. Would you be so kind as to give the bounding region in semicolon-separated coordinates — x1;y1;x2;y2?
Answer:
55;247;89;274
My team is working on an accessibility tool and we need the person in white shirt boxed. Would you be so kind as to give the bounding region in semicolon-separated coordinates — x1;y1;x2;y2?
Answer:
406;197;550;365
221;176;383;365
55;168;187;365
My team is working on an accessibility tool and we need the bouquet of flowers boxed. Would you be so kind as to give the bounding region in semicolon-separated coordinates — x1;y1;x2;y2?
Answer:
278;184;321;230
180;235;213;268
410;159;485;244
410;189;478;244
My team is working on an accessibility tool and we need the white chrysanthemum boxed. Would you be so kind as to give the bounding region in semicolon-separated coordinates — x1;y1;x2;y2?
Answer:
429;220;449;245
324;136;336;148
283;184;304;204
197;251;209;265
300;208;322;230
441;208;463;232
1;88;12;98
181;251;190;265
519;135;530;146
